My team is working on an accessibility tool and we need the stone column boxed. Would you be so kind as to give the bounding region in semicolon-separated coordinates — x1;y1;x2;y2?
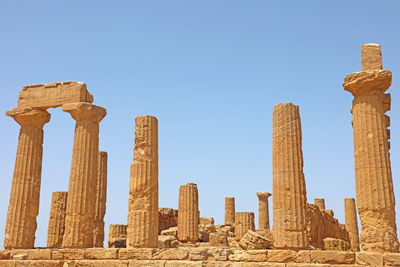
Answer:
225;197;235;225
256;192;271;230
93;151;108;247
47;191;68;248
177;183;199;243
108;224;127;248
344;198;360;252
3;107;50;249
234;212;255;241
127;116;158;248
343;44;399;253
62;102;106;248
314;198;325;211
272;103;308;249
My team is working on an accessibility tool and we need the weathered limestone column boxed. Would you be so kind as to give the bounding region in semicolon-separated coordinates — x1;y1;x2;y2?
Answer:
256;192;271;230
62;102;106;248
127;116;158;248
234;212;255;241
177;183;199;243
3;107;50;249
47;191;68;248
93;151;108;247
344;198;360;252
314;198;325;211
108;224;127;248
272;103;308;249
225;197;235;225
343;44;399;253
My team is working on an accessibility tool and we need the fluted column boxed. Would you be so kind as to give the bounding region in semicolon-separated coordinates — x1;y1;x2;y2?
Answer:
47;191;68;248
3;107;50;249
256;192;271;230
108;224;127;248
344;198;360;252
343;44;398;253
93;151;108;247
314;198;325;211
127;116;158;248
234;212;255;241
177;183;199;243
272;103;308;249
62;102;106;248
225;197;235;225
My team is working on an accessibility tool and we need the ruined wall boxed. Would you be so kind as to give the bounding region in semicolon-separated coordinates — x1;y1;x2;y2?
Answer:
306;203;350;249
158;208;178;234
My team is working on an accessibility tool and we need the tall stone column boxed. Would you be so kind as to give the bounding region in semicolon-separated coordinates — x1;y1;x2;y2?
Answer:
177;183;199;243
344;198;360;252
225;197;235;225
47;191;68;248
127;116;158;248
314;198;325;211
3;107;50;249
272;103;308;249
256;192;271;230
234;212;255;241
62;102;106;248
343;44;399;253
93;151;108;247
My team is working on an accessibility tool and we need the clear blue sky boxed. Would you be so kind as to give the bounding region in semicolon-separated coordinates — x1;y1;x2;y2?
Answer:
1;1;400;248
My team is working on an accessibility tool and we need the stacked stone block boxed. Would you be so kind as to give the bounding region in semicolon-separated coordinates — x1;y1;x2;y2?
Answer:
272;103;308;249
256;192;271;230
3;107;50;249
225;197;235;225
108;224;127;248
314;198;325;211
127;116;159;248
177;183;199;243
47;191;68;248
343;44;399;252
93;151;108;247
344;198;360;252
62;102;106;248
234;212;255;241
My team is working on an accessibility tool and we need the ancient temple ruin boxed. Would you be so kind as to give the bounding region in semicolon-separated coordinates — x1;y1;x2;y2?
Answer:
1;44;400;267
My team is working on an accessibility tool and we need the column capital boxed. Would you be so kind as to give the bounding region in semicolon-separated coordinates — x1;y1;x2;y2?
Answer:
343;69;391;96
256;192;271;199
6;107;50;127
62;102;106;122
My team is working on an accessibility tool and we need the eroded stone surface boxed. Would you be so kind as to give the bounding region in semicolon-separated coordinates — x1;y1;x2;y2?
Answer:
108;224;127;248
225;197;235;225
239;230;271;250
93;151;108;247
344;198;360;252
178;183;199;243
47;191;68;248
256;192;271;231
234;212;255;241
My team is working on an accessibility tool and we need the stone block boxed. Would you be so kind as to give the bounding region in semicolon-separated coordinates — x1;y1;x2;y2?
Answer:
158;235;178;249
228;250;268;262
84;248;119;259
51;249;85;260
28;249;52;260
118;248;154;260
17;81;93;109
164;261;203;267
20;260;64;267
153;248;189;260
129;260;165;267
267;250;310;263
0;250;10;259
384;253;400;266
310;250;355;264
210;232;229;247
239;230;271;250
356;252;383;266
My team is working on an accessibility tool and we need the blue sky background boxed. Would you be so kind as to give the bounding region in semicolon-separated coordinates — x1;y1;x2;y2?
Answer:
1;1;400;248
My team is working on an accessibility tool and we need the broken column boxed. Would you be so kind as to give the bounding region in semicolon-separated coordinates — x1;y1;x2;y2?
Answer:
314;198;325;211
343;44;399;253
3;107;50;249
108;224;127;248
344;198;360;252
225;197;235;225
47;191;68;248
62;102;106;248
93;151;108;247
234;212;255;241
127;116;158;248
177;183;199;243
272;103;308;249
256;192;271;230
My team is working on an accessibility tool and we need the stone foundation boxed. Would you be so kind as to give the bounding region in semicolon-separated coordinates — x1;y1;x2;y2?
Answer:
0;248;399;266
